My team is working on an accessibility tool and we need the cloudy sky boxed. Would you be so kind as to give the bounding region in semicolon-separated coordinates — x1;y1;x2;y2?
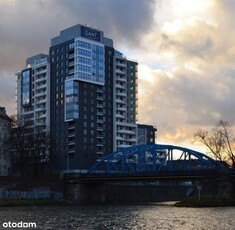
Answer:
0;0;235;150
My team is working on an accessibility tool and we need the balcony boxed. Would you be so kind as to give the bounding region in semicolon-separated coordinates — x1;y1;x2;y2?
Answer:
35;106;46;112
129;138;137;142
97;88;103;93
68;53;74;59
116;84;125;90
39;114;47;118
35;84;46;90
116;114;125;119
116;136;124;141
97;126;103;131
68;141;75;146
35;76;47;83
35;91;46;98
97;103;103;108
97;118;103;123
97;111;103;116
117;129;136;135
116;76;126;82
35;122;46;126
116;68;126;75
117;144;132;148
116;62;126;68
116;91;126;97
68;133;75;137
116;107;127;111
35;69;47;75
97;97;103;102
68;69;74;75
69;61;74;67
115;99;126;104
37;99;47;104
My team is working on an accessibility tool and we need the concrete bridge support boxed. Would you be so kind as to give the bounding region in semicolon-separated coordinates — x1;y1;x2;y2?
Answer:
64;182;106;204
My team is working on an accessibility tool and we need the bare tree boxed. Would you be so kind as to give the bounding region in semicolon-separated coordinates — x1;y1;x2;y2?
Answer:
194;120;235;168
5;115;50;177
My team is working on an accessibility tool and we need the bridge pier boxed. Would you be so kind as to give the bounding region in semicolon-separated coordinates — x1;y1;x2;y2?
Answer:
64;182;106;204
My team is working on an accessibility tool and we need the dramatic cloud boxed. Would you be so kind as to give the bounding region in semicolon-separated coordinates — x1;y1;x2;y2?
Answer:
138;0;235;147
0;0;155;115
1;0;235;150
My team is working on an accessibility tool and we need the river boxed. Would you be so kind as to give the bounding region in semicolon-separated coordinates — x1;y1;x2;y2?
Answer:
0;203;234;229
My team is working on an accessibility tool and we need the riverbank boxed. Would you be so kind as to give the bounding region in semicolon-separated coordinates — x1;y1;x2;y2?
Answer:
0;199;73;207
174;195;235;207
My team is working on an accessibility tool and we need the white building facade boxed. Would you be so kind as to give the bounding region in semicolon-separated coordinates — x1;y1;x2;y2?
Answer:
15;54;50;130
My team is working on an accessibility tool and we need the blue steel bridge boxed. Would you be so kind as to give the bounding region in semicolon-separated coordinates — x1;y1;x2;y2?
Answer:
85;144;227;180
64;144;234;203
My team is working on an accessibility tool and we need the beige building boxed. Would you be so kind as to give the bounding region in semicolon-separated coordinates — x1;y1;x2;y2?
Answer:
0;107;11;176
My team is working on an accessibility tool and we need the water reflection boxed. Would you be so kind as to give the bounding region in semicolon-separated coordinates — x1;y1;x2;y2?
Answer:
0;204;234;229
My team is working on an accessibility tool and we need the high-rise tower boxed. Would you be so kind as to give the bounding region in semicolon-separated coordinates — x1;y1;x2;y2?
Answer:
49;25;138;171
15;24;151;173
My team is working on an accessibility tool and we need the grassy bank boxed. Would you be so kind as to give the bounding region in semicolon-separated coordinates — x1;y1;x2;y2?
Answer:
174;195;235;207
0;199;73;207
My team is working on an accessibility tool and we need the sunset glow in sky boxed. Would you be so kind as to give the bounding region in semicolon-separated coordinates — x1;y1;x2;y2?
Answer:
0;0;234;152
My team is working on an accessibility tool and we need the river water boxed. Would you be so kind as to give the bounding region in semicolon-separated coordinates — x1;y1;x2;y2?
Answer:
0;203;234;230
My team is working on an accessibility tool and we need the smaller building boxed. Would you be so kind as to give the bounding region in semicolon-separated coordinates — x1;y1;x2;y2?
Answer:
0;107;12;176
137;124;157;145
15;54;50;130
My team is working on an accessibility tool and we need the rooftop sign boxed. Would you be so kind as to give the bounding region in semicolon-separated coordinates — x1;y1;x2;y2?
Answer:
81;26;101;42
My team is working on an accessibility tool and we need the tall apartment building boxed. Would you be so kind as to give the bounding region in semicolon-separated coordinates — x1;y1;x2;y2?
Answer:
16;24;156;173
0;107;11;176
16;54;50;129
49;25;138;171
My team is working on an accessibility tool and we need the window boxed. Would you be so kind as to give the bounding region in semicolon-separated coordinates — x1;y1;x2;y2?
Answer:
76;48;91;57
21;69;31;106
65;80;79;120
76;40;91;49
76;64;91;73
76;56;91;65
69;43;74;49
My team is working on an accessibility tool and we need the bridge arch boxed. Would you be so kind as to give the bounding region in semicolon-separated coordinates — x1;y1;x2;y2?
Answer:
87;144;225;176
